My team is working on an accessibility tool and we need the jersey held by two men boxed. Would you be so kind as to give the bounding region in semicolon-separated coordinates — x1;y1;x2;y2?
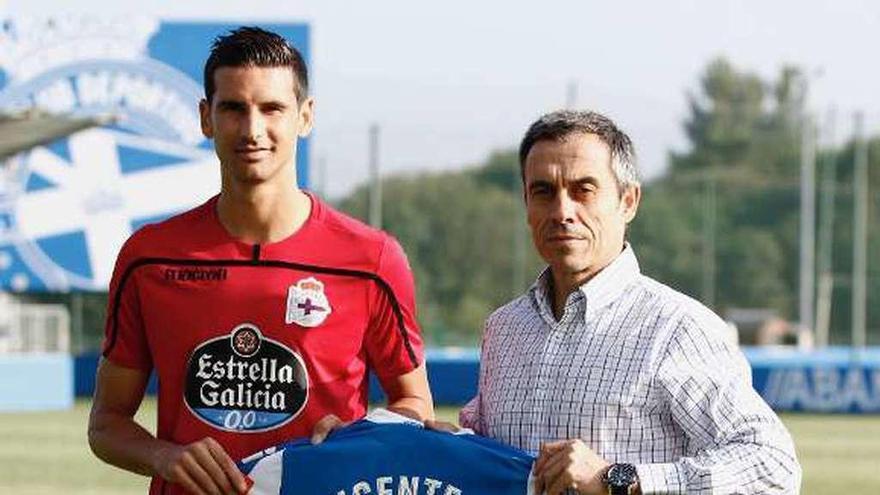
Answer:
240;409;536;495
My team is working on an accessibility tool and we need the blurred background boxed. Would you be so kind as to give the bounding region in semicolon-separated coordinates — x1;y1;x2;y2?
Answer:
0;1;878;493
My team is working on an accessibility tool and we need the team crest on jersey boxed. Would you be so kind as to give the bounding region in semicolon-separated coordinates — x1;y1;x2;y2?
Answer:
184;323;309;433
285;277;332;327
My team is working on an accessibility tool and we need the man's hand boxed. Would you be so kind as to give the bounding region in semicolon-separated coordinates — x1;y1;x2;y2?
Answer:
310;414;350;444
533;439;610;495
90;359;249;492
153;437;248;495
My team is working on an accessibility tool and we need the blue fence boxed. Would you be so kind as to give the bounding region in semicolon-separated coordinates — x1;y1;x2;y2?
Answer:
71;347;880;413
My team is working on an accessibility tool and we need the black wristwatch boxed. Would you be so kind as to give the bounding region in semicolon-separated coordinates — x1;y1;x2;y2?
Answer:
604;463;639;495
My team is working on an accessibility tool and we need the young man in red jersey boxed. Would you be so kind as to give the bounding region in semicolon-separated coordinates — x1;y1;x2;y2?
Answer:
88;27;434;495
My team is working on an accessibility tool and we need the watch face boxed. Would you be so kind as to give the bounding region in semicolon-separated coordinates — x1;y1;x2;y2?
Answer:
607;463;638;487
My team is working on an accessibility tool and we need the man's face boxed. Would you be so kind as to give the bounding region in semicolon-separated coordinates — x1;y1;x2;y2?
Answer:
524;133;640;282
199;66;313;186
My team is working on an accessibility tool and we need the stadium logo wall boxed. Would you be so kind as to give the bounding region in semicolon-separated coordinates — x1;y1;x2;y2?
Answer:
185;323;309;432
0;17;310;292
759;366;880;413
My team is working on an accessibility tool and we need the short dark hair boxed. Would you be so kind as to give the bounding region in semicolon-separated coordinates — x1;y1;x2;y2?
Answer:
203;26;309;104
518;110;639;191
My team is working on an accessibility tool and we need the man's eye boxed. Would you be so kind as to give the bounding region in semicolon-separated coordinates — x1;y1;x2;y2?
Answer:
531;188;550;197
576;185;596;195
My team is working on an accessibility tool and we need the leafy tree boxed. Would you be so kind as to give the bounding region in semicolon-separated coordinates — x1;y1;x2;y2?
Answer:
628;180;704;298
670;58;766;173
657;57;809;318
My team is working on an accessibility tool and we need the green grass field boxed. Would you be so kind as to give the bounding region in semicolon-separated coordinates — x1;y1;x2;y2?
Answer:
1;400;878;493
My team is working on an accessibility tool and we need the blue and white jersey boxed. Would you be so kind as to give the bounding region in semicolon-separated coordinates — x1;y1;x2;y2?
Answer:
239;409;536;495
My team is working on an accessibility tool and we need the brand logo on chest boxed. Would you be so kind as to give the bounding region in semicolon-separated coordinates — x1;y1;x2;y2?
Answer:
285;277;332;327
184;323;309;433
164;267;228;283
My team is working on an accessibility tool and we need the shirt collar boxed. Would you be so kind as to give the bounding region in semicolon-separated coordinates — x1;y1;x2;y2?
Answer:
530;267;560;325
530;243;641;323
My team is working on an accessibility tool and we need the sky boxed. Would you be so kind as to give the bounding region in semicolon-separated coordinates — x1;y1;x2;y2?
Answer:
3;0;879;199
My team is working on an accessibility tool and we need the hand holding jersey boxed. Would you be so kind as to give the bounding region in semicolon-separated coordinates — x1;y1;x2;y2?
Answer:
309;414;348;445
152;436;248;495
533;440;610;495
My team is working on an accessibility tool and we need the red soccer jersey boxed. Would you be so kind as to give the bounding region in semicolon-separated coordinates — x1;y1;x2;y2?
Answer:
101;192;424;495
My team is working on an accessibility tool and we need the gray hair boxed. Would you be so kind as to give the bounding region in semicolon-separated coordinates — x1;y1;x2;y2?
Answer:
518;109;640;192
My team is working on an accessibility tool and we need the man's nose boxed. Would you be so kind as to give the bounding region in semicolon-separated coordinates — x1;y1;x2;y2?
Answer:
550;192;577;223
241;108;266;141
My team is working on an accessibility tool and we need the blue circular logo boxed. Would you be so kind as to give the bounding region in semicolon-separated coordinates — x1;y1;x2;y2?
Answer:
0;58;215;291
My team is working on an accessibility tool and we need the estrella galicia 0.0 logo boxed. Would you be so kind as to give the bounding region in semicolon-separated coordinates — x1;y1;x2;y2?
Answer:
184;323;309;432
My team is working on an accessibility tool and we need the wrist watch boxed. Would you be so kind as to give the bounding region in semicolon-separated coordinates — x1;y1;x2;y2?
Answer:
604;463;639;495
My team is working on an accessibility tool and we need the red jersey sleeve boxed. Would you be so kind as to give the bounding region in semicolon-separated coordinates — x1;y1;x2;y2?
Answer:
364;236;424;380
101;233;152;371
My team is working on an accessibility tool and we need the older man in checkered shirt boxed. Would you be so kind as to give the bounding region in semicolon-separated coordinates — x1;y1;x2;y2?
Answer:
459;110;801;495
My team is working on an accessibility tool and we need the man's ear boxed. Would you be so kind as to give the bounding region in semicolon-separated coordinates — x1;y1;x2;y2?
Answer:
621;184;641;223
296;97;315;138
199;99;213;139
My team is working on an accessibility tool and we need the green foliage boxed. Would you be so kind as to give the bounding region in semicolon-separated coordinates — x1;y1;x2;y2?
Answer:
627;180;704;298
645;57;880;343
716;228;790;312
471;150;521;193
632;57;811;319
671;58;804;178
812;136;880;343
674;58;766;172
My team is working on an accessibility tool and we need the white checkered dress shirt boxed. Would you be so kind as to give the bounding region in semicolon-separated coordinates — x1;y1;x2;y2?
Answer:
460;245;801;494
